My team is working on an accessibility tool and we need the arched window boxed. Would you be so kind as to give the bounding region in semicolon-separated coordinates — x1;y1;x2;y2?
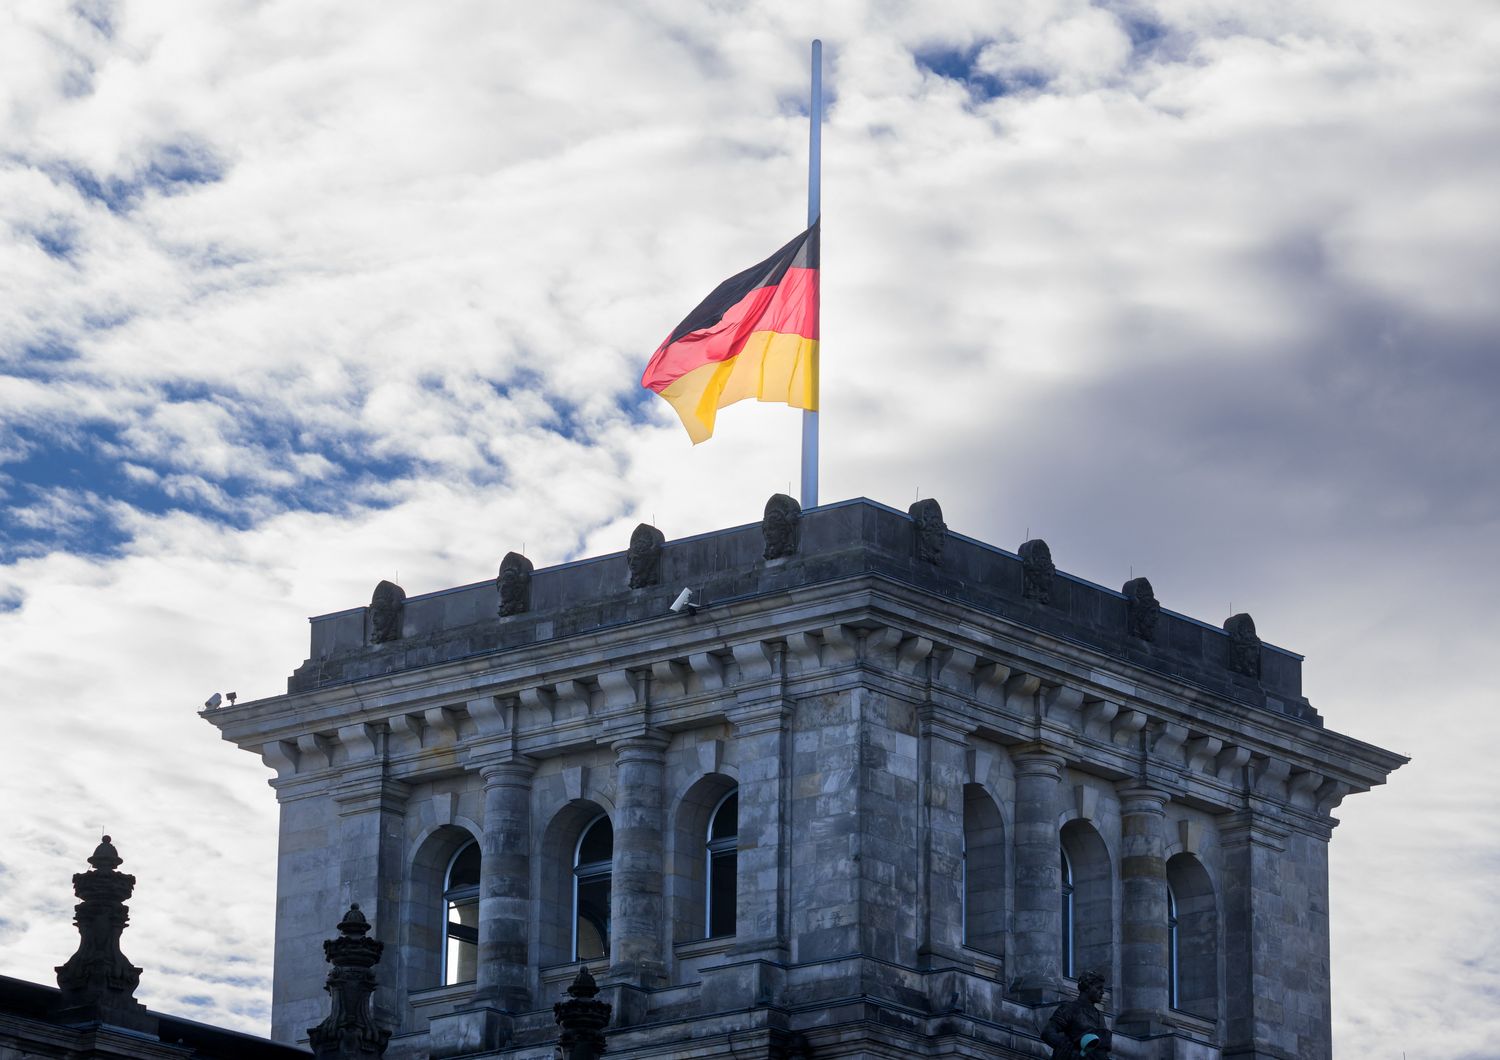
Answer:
1166;853;1218;1018
573;815;613;961
962;785;1005;955
1060;846;1075;978
1167;884;1180;1009
1060;820;1112;981
705;791;738;938
443;840;480;985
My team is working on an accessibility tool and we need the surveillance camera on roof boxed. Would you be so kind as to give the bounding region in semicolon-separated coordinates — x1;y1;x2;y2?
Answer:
669;588;697;615
204;692;222;709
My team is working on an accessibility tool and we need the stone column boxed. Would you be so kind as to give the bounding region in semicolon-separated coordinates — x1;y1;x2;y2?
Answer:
431;757;535;1058
1116;786;1171;1033
917;704;973;965
729;699;792;956
333;776;409;1029
477;757;536;1010
1221;811;1294;1060
608;732;669;988
1010;747;1066;1001
699;687;791;1014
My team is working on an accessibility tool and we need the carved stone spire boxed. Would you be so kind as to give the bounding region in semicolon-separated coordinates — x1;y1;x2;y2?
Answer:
554;965;611;1060
308;904;391;1059
55;835;151;1028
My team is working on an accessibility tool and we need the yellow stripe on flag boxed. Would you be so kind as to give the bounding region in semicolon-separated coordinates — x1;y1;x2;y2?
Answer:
656;332;819;444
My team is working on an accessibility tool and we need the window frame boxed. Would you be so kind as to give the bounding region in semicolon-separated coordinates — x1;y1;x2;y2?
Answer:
704;789;739;939
442;839;481;986
1167;883;1180;1010
1060;845;1075;978
571;813;613;962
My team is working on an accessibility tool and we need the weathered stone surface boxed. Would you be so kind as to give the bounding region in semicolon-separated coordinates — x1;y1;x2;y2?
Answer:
1020;539;1055;604
497;552;533;617
762;493;802;560
908;498;946;563
369;580;406;644
1123;576;1159;642
626;524;664;589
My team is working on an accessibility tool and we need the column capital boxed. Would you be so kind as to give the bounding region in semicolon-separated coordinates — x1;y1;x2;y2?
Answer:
1220;810;1291;851
1010;743;1067;778
475;755;538;786
331;777;411;816
727;697;792;738
917;701;976;744
1116;785;1172;815
609;730;670;758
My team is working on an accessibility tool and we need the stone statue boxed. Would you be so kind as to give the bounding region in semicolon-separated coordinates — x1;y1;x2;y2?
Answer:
909;498;947;564
1040;971;1112;1059
497;552;534;617
1020;539;1055;603
1122;577;1158;642
368;580;405;644
1224;612;1261;678
627;524;665;588
307;903;390;1059
762;493;802;560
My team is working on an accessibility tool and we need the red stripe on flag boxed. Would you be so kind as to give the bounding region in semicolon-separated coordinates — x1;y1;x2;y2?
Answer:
643;267;818;394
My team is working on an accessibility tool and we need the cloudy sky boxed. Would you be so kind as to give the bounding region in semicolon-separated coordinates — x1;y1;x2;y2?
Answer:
2;0;1496;1053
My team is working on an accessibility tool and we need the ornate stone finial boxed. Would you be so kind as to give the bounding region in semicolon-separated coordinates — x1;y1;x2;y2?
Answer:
762;493;802;560
497;552;534;617
626;524;665;589
1122;577;1159;642
1019;539;1055;603
1224;613;1261;679
554;965;611;1060
368;580;406;644
908;498;947;564
308;903;391;1059
56;835;147;1023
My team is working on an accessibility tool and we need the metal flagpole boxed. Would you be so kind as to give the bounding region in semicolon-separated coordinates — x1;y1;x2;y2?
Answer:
801;39;822;509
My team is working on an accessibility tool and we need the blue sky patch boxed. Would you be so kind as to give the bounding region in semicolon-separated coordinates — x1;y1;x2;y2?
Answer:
914;46;1048;100
43;138;225;215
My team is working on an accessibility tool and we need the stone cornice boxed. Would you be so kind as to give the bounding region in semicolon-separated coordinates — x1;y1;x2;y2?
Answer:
213;581;1403;819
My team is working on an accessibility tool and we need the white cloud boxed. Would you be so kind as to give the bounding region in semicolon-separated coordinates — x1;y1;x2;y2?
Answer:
1;0;1496;1052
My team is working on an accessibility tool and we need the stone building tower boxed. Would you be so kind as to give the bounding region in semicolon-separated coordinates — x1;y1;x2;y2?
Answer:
205;497;1403;1059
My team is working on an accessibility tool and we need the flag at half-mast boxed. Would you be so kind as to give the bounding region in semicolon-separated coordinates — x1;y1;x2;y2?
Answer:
641;220;819;443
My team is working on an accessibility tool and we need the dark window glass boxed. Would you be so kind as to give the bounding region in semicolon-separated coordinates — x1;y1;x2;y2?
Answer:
1060;846;1075;978
574;816;613;961
577;817;613;865
1168;886;1180;1009
706;791;738;938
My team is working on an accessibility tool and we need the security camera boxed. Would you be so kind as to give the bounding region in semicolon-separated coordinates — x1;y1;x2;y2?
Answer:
204;692;222;709
669;588;698;615
226;692;238;705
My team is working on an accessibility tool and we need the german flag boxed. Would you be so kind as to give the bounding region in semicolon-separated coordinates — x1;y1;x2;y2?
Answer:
642;220;819;443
